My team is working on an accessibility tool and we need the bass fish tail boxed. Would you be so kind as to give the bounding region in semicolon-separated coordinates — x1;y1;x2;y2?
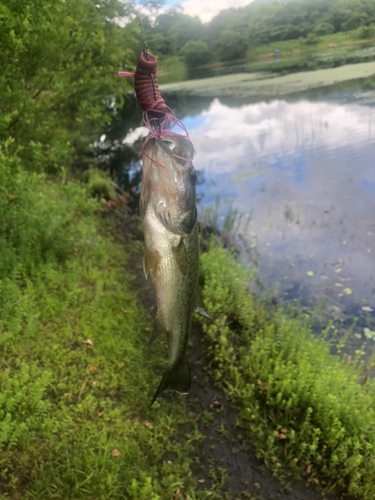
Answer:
150;354;191;406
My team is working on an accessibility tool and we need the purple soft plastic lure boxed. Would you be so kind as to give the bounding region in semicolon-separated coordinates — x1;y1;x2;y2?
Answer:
119;51;195;170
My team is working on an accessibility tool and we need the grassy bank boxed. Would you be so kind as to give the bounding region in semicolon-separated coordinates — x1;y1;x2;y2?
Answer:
252;27;375;58
0;159;216;499
198;240;375;499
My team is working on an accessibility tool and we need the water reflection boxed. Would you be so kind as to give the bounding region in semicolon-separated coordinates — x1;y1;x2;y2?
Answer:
185;97;375;350
187;99;375;172
100;82;375;351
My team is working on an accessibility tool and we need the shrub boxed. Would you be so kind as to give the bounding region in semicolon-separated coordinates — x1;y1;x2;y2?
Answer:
82;168;117;201
0;138;97;281
217;31;248;62
358;25;375;39
304;33;319;45
0;0;140;173
181;40;212;68
314;22;335;36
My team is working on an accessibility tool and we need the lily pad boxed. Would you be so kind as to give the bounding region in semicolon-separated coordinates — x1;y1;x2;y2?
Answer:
362;306;374;312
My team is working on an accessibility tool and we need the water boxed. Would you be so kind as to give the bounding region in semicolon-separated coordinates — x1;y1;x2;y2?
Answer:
189;97;375;344
98;64;375;356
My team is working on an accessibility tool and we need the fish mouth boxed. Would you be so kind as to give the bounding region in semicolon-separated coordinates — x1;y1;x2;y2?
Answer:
140;133;197;233
156;135;195;170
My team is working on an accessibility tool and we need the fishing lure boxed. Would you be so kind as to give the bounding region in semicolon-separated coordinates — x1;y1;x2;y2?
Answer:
119;47;195;169
134;51;166;119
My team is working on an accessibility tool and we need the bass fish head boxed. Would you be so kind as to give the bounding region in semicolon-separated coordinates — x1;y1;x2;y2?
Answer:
140;134;197;235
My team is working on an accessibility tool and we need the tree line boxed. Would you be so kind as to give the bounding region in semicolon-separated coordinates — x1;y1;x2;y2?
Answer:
142;0;375;66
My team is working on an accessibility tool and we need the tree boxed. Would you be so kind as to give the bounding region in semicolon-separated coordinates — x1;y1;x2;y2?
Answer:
304;33;319;45
216;31;248;62
314;22;335;35
147;0;375;60
168;14;204;53
181;41;212;68
0;0;140;172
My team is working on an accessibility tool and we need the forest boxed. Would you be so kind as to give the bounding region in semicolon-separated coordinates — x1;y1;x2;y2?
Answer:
144;0;375;65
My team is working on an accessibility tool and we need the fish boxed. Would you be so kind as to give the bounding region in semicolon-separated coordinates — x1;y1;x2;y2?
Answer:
140;133;210;406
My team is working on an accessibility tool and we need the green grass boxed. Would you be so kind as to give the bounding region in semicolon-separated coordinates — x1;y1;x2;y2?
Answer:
253;27;375;58
198;240;375;499
0;149;223;499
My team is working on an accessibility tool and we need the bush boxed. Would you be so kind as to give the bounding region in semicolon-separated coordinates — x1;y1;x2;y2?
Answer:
314;22;335;36
217;31;248;62
199;242;375;499
180;40;212;68
304;33;319;45
358;25;375;39
0;138;97;281
0;0;140;173
82;168;117;201
0;162;207;498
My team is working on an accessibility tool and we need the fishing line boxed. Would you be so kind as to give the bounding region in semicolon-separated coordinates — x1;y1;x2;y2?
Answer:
145;37;164;44
140;9;146;42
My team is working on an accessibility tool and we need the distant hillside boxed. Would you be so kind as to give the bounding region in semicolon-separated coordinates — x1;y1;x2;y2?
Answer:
147;0;375;63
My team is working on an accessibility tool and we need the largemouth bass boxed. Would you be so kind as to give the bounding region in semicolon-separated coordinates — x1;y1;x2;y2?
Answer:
140;134;210;405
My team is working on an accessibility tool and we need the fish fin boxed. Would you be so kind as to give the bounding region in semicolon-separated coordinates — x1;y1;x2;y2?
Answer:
172;238;188;276
150;353;191;406
194;288;212;320
143;250;159;281
146;317;164;349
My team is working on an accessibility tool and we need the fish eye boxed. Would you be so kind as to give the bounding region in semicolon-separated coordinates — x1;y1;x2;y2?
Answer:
162;140;176;151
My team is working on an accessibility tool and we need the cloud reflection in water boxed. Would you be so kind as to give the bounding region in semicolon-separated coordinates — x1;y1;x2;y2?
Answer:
186;98;375;315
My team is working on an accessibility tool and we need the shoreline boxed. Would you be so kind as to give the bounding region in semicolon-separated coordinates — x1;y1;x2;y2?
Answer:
160;60;375;98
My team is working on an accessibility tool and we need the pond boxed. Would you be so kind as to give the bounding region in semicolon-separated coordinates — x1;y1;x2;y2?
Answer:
98;61;375;357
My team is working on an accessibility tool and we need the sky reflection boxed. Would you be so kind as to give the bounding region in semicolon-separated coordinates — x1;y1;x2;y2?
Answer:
185;98;375;332
118;93;375;344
